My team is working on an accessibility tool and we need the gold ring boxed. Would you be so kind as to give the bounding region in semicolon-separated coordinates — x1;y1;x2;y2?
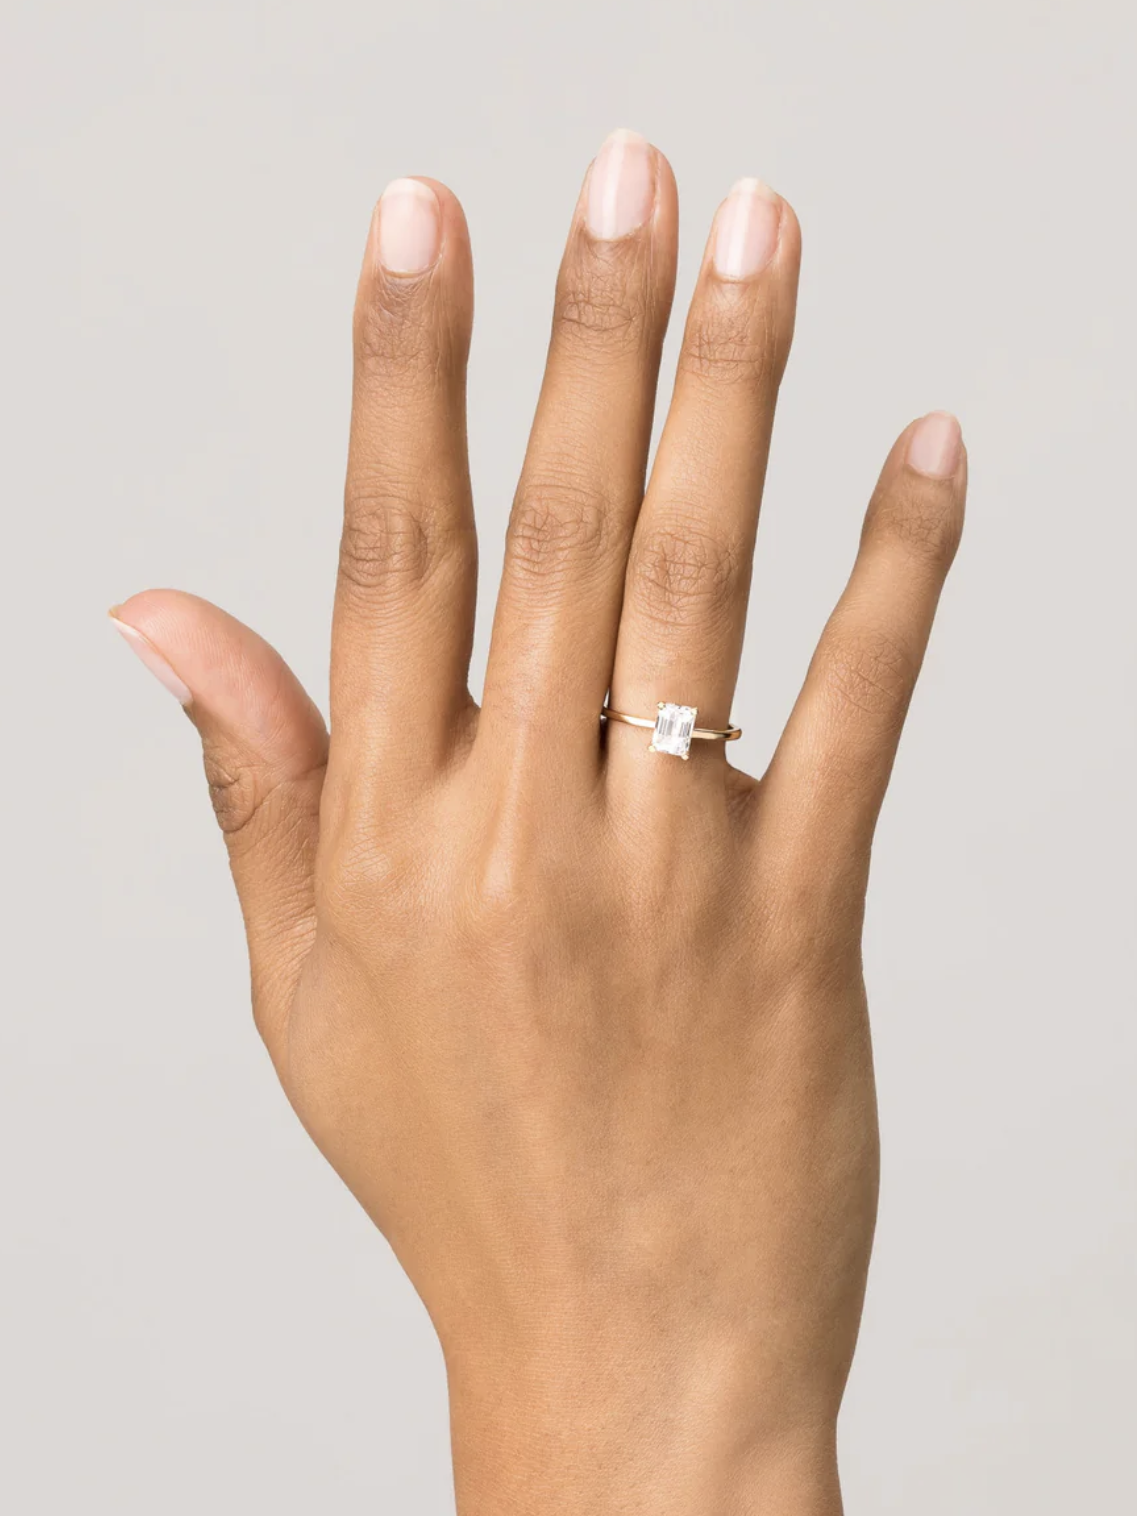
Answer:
601;703;742;760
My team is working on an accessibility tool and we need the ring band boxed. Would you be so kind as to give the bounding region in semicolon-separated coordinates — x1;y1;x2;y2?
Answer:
602;702;741;760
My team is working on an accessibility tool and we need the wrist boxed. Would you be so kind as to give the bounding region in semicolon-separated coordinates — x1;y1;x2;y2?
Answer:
444;1334;842;1516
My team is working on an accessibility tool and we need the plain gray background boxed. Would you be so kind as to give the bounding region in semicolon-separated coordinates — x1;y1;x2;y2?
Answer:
3;0;1134;1509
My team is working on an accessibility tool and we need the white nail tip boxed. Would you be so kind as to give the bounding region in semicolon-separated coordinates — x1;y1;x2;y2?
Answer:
110;617;193;705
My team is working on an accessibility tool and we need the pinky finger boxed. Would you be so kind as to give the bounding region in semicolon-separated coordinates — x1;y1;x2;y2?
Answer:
760;412;966;882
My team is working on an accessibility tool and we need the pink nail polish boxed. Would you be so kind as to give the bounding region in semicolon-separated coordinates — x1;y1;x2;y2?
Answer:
907;411;962;479
110;615;192;705
712;178;781;280
375;178;441;274
585;129;656;240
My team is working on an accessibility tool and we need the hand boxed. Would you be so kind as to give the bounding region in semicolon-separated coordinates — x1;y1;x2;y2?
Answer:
112;130;965;1514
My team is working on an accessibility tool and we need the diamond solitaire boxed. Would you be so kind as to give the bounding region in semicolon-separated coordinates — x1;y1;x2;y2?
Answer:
649;702;698;760
600;703;742;753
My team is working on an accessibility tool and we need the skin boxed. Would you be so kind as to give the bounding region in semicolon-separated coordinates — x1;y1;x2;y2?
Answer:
112;135;966;1513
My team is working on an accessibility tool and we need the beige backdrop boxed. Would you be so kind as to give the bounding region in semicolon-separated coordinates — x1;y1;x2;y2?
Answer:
2;0;1134;1509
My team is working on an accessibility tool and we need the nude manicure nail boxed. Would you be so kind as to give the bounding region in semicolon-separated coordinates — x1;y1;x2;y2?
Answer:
585;129;656;240
907;411;963;478
376;178;441;274
712;178;781;280
109;614;192;705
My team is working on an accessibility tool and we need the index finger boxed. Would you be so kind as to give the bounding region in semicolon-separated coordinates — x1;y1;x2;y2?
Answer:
332;177;477;788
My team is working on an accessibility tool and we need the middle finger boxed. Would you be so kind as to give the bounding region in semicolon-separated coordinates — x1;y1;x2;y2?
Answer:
479;130;678;764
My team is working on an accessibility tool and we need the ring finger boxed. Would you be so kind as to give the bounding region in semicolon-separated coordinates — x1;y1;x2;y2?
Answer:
607;178;801;780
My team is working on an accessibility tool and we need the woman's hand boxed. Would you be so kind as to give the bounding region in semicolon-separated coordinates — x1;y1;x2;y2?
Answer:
112;130;965;1514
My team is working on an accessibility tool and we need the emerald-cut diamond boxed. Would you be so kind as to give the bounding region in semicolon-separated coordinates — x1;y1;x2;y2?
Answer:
650;702;698;759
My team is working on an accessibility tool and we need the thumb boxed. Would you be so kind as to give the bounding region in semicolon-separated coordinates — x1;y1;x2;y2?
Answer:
110;589;328;1055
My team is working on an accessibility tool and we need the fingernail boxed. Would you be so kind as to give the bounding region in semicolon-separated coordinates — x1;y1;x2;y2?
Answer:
907;411;962;478
375;178;441;274
585;129;656;240
712;178;781;280
109;613;192;705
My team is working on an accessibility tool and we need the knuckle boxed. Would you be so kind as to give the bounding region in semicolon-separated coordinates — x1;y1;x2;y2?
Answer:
468;846;528;934
871;482;964;569
353;280;443;383
553;253;649;350
318;835;411;929
459;829;566;970
626;518;746;629
506;473;615;585
339;487;467;593
314;800;433;940
822;627;916;725
203;749;326;853
203;748;274;840
678;298;783;387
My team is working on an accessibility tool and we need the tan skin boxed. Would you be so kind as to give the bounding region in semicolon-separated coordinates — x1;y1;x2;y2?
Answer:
113;134;966;1513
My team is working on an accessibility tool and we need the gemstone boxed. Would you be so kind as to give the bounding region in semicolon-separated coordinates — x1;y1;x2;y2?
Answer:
650;703;698;759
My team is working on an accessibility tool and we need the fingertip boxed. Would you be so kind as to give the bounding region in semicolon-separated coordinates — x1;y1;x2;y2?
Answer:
108;601;193;706
365;174;471;277
865;416;967;572
582;129;659;241
111;586;198;644
410;175;469;230
574;130;677;263
704;177;800;286
905;411;964;480
110;589;210;702
108;590;326;761
355;173;474;374
370;177;441;276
